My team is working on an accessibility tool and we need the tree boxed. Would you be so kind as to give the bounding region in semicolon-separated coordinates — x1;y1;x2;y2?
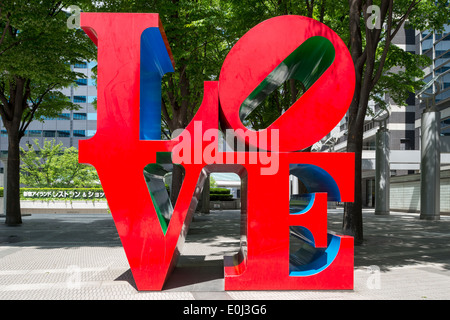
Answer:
343;0;448;244
0;1;96;225
20;139;99;188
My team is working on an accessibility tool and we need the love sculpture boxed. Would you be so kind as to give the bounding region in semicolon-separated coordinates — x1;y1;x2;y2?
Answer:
79;13;355;291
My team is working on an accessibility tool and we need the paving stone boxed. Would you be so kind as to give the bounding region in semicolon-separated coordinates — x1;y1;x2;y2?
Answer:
0;210;449;300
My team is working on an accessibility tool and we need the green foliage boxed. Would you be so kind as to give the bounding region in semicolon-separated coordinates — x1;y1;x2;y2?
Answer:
20;139;100;188
407;0;449;34
0;1;98;223
365;1;448;114
210;194;233;201
370;45;431;111
0;1;97;128
209;175;218;188
210;187;233;201
210;188;231;195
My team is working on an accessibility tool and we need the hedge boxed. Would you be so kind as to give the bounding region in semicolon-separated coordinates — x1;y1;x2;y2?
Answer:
210;194;233;201
210;187;233;201
210;188;232;195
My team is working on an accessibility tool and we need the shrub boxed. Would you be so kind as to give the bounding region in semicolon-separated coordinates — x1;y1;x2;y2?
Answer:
210;188;231;195
20;139;100;188
210;194;233;201
210;187;233;201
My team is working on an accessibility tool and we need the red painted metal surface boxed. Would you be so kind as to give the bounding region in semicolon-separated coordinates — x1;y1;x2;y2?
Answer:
79;13;355;291
219;15;355;152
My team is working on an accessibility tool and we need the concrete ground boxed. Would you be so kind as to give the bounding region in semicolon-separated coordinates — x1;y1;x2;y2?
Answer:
0;208;449;300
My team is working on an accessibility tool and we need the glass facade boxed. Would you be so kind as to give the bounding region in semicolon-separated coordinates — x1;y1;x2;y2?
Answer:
441;117;450;136
75;78;88;86
73;113;87;120
73;95;87;103
420;24;450;106
57;130;70;137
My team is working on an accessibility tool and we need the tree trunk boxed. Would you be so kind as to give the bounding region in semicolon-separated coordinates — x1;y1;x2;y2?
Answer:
342;0;365;244
5;132;22;225
164;61;191;207
3;77;27;226
343;120;363;244
170;164;184;207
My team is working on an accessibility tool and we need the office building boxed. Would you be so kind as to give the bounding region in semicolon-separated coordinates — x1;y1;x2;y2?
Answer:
0;61;97;160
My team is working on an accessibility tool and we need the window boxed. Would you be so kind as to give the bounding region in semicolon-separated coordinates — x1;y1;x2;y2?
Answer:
435;67;450;77
423;74;433;94
435;37;450;53
73;113;87;120
43;130;56;137
73;96;87;103
421;30;431;39
436;50;450;59
363;140;376;150
441;117;450;136
58;113;71;120
406;92;416;106
421;37;433;54
363;121;378;132
87;113;97;120
75;78;87;86
28;130;41;137
442;127;450;136
400;138;410;150
1;130;7;137
436;88;450;103
87;130;96;137
74;62;87;68
57;130;70;137
73;130;86;137
405;28;415;45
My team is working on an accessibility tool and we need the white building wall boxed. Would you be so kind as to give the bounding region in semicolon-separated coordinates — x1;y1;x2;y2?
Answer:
390;170;450;212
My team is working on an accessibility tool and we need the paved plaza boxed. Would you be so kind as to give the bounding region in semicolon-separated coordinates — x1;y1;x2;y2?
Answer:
0;208;449;300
